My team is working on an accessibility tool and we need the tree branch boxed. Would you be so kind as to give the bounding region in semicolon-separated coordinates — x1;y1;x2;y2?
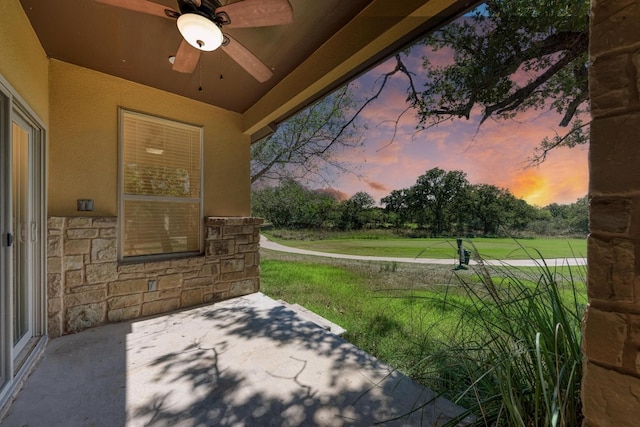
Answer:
528;120;590;166
479;37;587;124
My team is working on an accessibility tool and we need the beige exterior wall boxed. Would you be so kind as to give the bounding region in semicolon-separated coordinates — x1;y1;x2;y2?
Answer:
584;0;640;424
45;61;259;337
48;60;250;217
0;0;49;124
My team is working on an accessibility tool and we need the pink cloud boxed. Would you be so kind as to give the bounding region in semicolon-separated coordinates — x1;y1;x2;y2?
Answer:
366;180;390;192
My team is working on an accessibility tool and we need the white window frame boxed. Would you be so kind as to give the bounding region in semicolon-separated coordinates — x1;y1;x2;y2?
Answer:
118;108;204;262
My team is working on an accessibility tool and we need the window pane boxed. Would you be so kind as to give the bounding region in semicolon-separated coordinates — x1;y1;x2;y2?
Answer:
123;199;200;257
120;110;203;259
122;113;201;198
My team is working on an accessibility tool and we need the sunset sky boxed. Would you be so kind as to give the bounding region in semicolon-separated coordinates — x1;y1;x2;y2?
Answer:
314;39;589;207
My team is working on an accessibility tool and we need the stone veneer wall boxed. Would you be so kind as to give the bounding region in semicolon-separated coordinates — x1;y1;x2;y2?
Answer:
583;0;640;424
47;216;262;337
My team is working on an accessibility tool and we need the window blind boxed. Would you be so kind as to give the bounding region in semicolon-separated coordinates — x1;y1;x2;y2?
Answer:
121;110;202;258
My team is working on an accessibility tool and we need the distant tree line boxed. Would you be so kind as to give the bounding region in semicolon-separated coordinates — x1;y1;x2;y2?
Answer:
251;168;589;237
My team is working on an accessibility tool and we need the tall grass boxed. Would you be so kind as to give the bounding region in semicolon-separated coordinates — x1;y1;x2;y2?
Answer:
430;254;586;426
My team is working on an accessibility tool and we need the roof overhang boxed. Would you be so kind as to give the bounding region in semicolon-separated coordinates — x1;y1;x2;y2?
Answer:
243;0;474;138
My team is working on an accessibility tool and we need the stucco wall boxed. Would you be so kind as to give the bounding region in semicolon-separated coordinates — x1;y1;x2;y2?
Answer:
583;0;640;424
48;59;250;217
0;0;49;124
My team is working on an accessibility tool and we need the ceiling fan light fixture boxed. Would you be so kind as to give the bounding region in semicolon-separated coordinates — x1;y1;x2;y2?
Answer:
177;13;223;52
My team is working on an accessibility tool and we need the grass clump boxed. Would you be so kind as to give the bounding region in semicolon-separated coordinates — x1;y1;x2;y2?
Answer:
432;257;585;426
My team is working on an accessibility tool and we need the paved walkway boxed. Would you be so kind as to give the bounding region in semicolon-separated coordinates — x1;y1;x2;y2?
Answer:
2;293;471;427
260;235;587;267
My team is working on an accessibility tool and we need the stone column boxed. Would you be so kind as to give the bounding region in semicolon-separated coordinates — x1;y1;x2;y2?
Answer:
583;0;640;424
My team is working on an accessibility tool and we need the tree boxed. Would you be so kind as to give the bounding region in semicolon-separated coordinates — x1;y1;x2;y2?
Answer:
250;85;362;185
502;195;539;231
381;0;589;163
406;168;470;234
534;195;588;236
469;184;511;235
251;178;337;228
336;192;376;230
567;195;589;234
381;189;411;227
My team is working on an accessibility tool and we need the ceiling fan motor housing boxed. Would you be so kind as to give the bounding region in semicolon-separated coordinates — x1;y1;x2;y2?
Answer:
179;0;214;19
178;0;230;26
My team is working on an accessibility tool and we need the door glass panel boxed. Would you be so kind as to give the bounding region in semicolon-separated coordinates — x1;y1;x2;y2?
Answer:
12;121;30;352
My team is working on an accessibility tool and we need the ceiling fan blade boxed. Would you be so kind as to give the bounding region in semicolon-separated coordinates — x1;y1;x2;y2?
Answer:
223;35;273;82
94;0;178;19
217;0;293;29
172;39;201;73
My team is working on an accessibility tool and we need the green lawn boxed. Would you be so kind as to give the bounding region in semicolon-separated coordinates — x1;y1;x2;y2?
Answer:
264;233;586;260
260;256;473;375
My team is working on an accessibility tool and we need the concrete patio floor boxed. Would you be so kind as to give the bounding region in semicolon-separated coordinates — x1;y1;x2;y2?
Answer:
1;292;470;426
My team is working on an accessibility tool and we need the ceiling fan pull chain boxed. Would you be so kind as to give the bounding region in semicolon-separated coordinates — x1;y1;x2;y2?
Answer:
198;60;203;92
219;51;224;80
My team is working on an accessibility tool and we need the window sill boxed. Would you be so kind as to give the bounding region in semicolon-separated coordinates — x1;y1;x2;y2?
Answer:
118;251;204;266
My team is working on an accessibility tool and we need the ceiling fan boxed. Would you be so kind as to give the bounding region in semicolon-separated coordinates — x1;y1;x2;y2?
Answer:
94;0;293;82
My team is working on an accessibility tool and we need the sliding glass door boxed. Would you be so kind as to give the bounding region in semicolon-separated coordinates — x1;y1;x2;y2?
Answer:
0;78;45;408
